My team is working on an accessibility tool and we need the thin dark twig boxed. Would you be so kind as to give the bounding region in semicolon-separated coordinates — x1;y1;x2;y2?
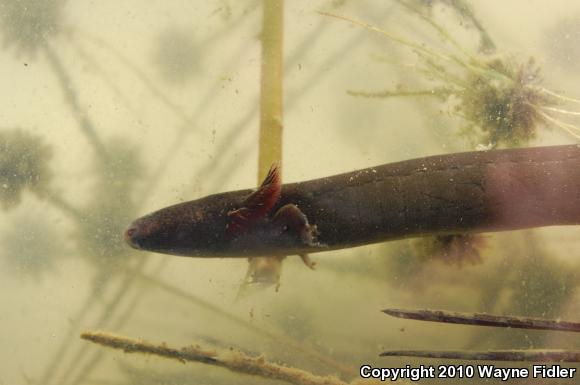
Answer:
380;349;580;362
383;308;580;332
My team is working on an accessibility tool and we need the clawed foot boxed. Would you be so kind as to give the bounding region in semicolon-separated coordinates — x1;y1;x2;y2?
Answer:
272;204;327;247
302;223;323;248
299;253;316;270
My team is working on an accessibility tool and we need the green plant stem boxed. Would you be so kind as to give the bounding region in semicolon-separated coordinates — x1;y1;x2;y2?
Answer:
319;11;452;65
191;3;398;197
319;11;510;85
241;0;286;292
192;6;374;196
258;0;284;178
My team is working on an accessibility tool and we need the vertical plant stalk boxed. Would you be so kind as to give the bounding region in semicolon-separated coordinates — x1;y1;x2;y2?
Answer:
258;0;284;178
243;0;286;290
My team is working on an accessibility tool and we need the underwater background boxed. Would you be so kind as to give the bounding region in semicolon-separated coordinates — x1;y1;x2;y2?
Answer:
1;0;580;384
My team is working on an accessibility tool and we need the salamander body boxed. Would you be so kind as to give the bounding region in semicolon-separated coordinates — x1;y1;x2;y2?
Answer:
125;145;580;258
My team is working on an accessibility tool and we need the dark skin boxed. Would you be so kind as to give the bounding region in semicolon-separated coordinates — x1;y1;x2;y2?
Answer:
125;145;580;262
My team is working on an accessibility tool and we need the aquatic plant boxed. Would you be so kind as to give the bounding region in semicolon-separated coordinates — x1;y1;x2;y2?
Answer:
458;57;550;146
0;0;65;57
240;0;286;292
0;2;573;384
325;1;580;148
413;233;485;267
0;129;52;209
410;0;496;53
1;1;110;160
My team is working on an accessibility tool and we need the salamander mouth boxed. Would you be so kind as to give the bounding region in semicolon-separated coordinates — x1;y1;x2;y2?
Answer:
124;223;142;250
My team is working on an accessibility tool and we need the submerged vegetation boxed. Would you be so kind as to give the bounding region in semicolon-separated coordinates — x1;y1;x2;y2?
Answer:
0;0;64;56
458;57;550;146
1;1;579;385
413;233;485;267
0;129;52;208
331;1;580;148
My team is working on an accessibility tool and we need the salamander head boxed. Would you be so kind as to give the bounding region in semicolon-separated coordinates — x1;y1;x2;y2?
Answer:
122;165;316;257
123;195;236;257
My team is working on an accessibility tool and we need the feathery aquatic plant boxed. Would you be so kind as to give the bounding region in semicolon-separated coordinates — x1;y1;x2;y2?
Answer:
0;0;65;57
0;129;52;209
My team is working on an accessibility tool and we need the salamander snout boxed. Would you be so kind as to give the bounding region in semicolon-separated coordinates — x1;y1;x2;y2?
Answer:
124;222;143;249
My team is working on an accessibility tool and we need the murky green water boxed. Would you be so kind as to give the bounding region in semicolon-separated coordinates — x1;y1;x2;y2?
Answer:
1;1;579;384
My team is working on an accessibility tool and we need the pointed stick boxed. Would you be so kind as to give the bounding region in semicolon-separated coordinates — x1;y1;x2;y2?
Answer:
81;331;349;385
383;308;580;332
380;349;580;362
